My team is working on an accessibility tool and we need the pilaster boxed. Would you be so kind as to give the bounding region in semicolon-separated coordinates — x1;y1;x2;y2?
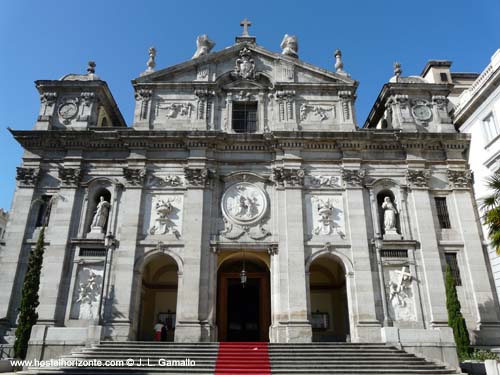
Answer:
407;169;449;327
342;168;381;342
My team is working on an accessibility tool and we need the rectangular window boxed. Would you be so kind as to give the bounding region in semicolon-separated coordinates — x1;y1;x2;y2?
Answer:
35;195;53;227
445;252;462;286
440;72;448;82
232;102;257;133
483;113;499;144
435;197;451;229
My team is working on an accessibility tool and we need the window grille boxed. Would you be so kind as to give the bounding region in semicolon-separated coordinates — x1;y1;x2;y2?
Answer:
232;102;257;133
445;252;462;286
380;249;408;258
435;197;451;229
79;248;106;257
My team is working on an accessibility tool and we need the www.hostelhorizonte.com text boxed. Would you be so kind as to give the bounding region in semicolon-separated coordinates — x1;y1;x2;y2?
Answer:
10;358;196;368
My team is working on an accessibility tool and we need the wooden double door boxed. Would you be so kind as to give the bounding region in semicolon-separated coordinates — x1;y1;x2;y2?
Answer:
217;271;270;342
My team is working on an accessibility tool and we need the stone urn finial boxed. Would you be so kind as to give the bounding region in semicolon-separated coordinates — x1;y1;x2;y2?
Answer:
87;61;96;75
334;49;344;73
147;47;156;72
393;61;402;78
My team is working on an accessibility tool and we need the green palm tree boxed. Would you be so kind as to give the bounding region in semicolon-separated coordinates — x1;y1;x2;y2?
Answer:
481;173;500;254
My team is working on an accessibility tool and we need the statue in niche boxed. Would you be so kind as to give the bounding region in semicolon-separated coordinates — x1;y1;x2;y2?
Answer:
280;34;299;58
149;199;179;237
381;196;398;232
90;196;110;232
192;34;215;59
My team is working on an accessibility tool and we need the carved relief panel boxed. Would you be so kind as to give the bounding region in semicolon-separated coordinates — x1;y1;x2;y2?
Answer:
219;174;271;241
305;194;345;240
384;265;416;322
70;263;104;321
143;194;183;239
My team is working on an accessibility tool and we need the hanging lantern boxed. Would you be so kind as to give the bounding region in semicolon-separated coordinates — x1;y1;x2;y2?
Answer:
240;268;247;286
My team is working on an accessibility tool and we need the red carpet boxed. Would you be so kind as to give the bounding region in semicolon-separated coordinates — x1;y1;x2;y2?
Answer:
215;342;271;374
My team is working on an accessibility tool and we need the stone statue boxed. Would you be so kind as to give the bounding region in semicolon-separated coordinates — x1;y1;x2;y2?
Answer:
90;196;110;232
280;34;299;58
381;196;398;232
192;34;215;59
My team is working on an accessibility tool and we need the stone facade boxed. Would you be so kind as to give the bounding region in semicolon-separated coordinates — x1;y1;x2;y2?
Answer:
1;26;499;368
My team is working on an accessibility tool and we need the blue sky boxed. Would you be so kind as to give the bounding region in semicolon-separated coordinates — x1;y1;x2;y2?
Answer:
1;0;499;211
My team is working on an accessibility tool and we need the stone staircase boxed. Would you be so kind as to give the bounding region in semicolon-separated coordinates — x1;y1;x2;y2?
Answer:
21;341;462;374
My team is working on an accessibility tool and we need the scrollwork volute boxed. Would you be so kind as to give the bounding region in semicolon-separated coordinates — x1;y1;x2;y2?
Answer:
58;167;83;187
447;169;472;190
184;167;214;187
273;167;305;187
406;169;431;189
123;167;146;186
341;169;365;188
16;167;41;187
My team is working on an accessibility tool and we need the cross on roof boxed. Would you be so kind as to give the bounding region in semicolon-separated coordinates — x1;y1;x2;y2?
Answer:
240;18;252;36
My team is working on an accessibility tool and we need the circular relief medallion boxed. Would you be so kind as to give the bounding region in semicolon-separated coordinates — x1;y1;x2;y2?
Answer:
58;102;78;119
221;182;268;226
411;103;432;121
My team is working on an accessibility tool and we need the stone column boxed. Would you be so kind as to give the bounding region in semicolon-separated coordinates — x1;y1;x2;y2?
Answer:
0;164;41;328
174;166;212;342
108;164;145;340
272;167;312;343
448;172;500;332
407;169;448;327
37;166;83;324
342;168;381;342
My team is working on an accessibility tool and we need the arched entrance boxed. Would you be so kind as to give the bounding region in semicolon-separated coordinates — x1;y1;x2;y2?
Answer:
138;253;178;341
217;254;270;342
309;255;350;342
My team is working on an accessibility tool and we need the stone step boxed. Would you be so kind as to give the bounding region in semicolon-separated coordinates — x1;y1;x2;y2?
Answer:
20;341;463;375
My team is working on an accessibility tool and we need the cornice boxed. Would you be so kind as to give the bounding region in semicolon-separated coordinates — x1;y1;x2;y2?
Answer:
9;128;470;156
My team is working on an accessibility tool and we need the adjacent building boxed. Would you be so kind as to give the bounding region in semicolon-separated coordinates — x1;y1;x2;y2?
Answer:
0;209;8;245
453;49;500;300
1;24;499;368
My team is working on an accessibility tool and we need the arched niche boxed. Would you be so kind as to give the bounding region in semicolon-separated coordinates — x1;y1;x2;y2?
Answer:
369;179;403;239
307;253;350;342
137;253;179;341
83;180;113;237
377;189;401;237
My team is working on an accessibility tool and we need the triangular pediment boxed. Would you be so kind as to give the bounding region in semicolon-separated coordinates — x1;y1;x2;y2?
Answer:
133;43;356;87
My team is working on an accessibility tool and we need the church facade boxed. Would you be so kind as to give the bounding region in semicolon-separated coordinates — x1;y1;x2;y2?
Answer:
1;24;499;366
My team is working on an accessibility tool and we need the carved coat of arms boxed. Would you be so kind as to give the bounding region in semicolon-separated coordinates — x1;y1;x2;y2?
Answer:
234;48;255;80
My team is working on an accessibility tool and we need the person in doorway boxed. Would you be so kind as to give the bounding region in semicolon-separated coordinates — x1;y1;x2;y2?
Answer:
153;320;164;341
161;324;168;341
